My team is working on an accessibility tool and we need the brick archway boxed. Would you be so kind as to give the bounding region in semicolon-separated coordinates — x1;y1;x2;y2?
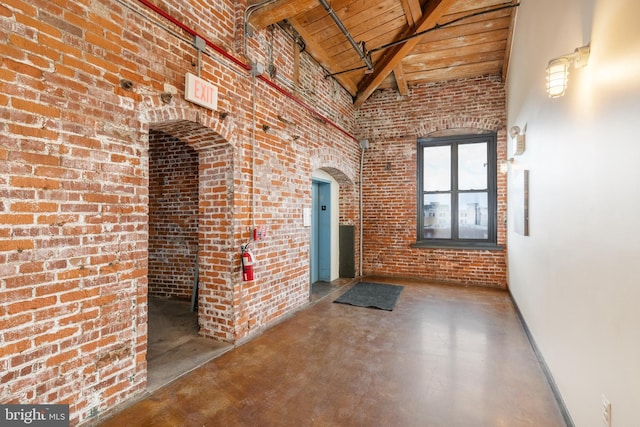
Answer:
310;147;357;186
415;117;503;138
310;148;361;278
309;149;358;228
147;116;236;342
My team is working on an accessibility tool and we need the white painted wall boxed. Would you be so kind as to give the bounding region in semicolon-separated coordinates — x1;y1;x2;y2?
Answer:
506;0;640;426
312;170;340;281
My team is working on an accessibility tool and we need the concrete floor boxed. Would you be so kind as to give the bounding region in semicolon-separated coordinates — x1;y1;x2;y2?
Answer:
147;297;231;392
309;278;353;302
145;280;349;393
102;278;565;426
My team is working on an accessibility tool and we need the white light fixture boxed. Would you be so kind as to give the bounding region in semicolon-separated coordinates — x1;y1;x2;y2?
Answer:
509;125;526;155
500;125;526;174
546;44;590;98
546;58;570;97
509;125;521;139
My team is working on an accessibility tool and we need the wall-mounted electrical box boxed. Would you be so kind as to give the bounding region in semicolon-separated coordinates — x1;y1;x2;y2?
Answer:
253;226;266;241
303;208;311;227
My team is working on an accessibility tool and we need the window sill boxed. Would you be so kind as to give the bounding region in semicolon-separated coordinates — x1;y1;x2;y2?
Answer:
411;241;504;251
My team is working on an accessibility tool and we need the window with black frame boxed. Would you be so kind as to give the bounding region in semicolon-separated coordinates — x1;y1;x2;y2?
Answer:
415;133;499;249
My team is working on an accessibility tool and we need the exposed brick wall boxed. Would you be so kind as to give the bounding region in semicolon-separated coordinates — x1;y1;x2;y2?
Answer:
0;0;360;424
356;76;508;288
148;131;199;300
1;0;509;425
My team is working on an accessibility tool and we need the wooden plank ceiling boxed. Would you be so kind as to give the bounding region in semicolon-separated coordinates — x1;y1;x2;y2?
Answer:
247;0;518;107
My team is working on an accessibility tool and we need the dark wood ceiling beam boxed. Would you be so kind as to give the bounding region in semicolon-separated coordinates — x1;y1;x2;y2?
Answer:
393;64;409;95
400;0;422;26
354;0;457;107
501;0;519;81
395;0;421;95
247;0;319;31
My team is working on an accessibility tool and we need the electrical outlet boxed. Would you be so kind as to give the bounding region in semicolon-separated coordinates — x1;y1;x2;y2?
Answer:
602;394;612;427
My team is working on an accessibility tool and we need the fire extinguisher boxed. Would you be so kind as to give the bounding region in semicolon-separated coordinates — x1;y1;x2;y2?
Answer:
241;244;254;281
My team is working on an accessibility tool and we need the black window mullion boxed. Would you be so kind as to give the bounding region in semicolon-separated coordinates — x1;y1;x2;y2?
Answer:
487;137;497;243
416;145;423;240
451;142;459;240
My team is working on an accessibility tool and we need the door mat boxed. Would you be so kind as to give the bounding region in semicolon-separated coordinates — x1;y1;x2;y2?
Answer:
333;282;404;311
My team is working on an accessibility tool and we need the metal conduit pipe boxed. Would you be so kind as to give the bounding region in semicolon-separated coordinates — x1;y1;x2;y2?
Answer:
244;0;280;56
318;0;373;71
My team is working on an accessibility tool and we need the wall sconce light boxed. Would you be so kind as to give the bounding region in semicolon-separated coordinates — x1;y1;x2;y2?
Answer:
546;44;590;98
500;125;526;174
509;125;526;156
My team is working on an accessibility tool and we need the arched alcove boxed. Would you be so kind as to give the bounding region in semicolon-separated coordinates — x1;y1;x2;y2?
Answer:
148;118;235;342
310;151;360;281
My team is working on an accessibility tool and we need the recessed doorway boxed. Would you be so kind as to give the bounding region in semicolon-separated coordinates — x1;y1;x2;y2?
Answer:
147;126;229;391
311;178;331;284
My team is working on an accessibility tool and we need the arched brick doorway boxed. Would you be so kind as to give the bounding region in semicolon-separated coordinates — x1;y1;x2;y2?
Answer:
148;120;235;341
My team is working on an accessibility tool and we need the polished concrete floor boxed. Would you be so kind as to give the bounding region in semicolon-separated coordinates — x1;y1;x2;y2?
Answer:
101;278;565;426
147;298;231;392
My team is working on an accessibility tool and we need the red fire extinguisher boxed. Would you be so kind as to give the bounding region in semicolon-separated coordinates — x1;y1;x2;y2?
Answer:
241;244;254;281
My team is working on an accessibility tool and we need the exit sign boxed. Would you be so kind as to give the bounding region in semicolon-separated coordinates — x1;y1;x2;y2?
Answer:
185;73;218;111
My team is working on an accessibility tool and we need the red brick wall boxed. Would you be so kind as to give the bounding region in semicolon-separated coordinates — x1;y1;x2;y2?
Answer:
0;1;508;425
0;0;360;424
148;131;199;299
356;76;508;288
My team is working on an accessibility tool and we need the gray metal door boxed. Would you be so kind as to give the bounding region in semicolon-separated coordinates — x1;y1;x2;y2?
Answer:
311;180;331;282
